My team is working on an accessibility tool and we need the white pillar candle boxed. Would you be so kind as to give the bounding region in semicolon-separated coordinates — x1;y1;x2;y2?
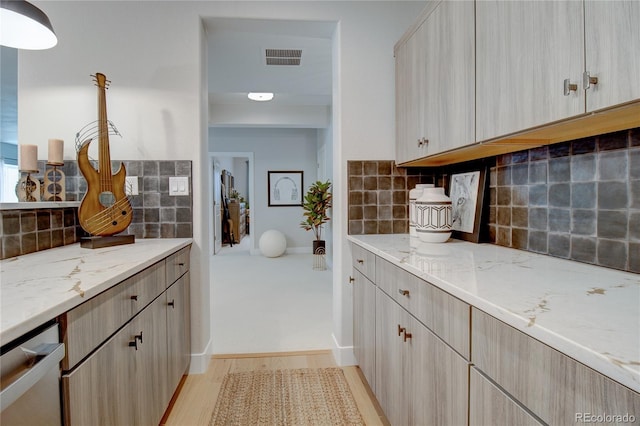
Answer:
19;144;38;171
48;138;64;164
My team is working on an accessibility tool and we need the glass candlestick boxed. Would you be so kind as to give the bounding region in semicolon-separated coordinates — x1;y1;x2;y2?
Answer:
17;169;41;202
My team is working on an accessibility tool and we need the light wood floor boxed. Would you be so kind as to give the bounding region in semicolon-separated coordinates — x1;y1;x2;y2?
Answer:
162;350;388;426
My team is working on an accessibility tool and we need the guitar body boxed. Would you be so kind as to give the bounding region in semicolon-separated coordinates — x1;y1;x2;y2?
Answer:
78;141;132;236
77;73;133;237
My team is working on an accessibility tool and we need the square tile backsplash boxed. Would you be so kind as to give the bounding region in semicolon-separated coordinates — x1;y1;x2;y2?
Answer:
348;127;639;273
1;160;192;259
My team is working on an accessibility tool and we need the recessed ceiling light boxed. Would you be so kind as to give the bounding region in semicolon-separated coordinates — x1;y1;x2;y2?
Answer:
248;92;274;102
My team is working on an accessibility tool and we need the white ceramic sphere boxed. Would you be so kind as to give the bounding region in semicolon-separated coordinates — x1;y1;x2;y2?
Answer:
259;230;287;258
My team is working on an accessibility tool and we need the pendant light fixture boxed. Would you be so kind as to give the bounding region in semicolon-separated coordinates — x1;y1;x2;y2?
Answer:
0;0;57;50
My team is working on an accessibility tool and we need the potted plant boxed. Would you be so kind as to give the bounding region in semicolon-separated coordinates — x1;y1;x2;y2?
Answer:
300;180;332;254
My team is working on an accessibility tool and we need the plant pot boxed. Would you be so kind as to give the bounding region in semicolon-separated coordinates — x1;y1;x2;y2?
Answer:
313;240;326;255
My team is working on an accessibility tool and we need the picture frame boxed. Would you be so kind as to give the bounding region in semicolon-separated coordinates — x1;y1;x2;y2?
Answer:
268;171;303;207
448;167;487;243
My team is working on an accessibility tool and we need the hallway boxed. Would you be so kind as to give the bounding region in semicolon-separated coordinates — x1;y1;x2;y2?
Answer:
211;237;334;354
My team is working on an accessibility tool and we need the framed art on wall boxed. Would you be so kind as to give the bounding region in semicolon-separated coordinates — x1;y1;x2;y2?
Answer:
268;171;303;207
449;167;487;243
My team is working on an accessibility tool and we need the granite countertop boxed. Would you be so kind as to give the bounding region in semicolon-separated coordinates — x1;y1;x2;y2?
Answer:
0;238;192;345
348;234;640;393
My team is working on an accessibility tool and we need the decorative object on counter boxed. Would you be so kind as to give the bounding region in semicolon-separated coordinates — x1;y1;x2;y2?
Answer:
409;183;434;237
300;180;332;269
268;170;303;207
415;186;452;243
43;139;65;201
76;73;133;248
259;229;286;258
16;170;40;202
449;166;487;243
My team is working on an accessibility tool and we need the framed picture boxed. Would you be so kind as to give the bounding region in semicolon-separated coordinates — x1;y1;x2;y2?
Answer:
449;167;487;243
268;171;303;207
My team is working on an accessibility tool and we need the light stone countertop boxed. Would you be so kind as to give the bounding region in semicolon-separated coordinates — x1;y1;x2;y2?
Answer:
0;238;192;345
348;234;640;393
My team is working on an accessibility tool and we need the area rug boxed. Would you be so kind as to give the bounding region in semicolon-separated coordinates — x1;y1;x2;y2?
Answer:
209;367;365;426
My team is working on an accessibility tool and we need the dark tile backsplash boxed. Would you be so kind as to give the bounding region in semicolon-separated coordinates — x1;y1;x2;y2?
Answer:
1;160;192;260
348;127;639;273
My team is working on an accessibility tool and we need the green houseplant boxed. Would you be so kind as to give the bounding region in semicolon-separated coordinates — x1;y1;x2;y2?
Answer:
300;180;332;254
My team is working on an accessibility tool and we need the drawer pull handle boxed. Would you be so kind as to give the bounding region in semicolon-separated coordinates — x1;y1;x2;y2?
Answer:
397;324;405;337
129;340;138;350
130;295;138;301
403;330;412;342
563;78;577;96
168;299;175;308
349;276;355;284
135;332;143;344
398;289;410;297
178;262;185;267
357;259;364;264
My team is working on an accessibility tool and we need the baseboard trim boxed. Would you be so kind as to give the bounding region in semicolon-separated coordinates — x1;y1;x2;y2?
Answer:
212;349;333;359
331;333;357;366
188;337;212;374
249;247;312;256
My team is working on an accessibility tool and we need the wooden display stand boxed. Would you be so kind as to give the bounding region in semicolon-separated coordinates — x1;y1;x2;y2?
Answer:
80;235;135;249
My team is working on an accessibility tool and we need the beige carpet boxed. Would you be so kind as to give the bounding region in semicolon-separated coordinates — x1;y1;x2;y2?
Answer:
209;368;365;426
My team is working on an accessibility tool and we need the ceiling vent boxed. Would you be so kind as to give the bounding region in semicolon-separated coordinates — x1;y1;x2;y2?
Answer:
265;49;302;66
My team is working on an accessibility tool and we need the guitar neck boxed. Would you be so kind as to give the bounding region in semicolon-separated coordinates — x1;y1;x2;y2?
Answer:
97;74;112;191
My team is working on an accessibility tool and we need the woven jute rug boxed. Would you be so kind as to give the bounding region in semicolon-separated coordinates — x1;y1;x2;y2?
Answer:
209;367;365;426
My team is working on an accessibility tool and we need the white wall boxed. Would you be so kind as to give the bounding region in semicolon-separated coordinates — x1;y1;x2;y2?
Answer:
210;127;318;252
18;0;426;369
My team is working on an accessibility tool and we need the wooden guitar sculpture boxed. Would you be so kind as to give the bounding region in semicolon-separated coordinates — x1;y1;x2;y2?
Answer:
78;73;133;236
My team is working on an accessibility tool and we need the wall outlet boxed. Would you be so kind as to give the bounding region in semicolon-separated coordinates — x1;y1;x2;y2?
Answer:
125;176;139;196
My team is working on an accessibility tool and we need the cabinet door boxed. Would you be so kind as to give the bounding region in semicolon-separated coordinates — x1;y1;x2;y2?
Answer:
476;0;584;141
396;23;426;164
422;0;474;153
166;272;191;402
469;367;542;426
585;1;640;112
375;289;409;426
352;270;376;391
406;310;469;425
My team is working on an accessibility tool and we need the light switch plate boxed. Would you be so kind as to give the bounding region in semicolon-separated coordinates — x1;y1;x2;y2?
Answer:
169;176;189;196
125;176;139;196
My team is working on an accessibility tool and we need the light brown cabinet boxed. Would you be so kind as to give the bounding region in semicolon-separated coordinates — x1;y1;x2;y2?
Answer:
61;246;191;426
395;0;475;164
352;269;376;391
227;201;246;242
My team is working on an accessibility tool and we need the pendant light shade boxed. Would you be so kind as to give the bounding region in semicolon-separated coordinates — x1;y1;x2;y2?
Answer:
0;0;57;50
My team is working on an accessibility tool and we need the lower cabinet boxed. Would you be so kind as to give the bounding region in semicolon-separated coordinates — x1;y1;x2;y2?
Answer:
469;367;542;426
375;288;469;426
61;246;191;426
352;270;376;391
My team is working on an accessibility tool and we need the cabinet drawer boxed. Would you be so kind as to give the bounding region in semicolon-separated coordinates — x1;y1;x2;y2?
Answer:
472;308;640;424
350;243;376;282
166;246;190;286
376;257;470;359
60;261;165;370
469;367;542;426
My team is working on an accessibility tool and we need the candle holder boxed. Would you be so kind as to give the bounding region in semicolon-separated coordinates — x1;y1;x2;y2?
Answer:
17;170;41;202
44;161;66;201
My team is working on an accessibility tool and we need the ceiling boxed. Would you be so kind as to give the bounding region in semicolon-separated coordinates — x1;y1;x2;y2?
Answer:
203;18;335;111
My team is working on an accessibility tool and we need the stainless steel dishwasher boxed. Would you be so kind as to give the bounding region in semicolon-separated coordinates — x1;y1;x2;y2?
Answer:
1;321;65;426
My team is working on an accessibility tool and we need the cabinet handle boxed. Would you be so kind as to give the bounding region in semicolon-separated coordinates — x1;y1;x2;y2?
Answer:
178;262;185;267
349;276;355;284
135;331;143;343
357;259;364;264
397;324;405;337
563;78;577;96
168;299;175;308
417;138;429;147
583;71;598;90
398;289;410;297
403;330;412;342
128;340;138;350
130;295;138;301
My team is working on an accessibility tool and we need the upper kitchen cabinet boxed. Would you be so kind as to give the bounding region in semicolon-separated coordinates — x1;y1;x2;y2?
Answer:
584;1;640;112
395;0;475;165
476;0;585;142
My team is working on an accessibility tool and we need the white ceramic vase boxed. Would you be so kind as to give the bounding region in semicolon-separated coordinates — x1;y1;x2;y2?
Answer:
409;183;434;237
415;187;452;243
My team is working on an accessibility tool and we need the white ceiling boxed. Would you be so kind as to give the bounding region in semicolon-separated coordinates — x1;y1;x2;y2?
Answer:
204;18;335;110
